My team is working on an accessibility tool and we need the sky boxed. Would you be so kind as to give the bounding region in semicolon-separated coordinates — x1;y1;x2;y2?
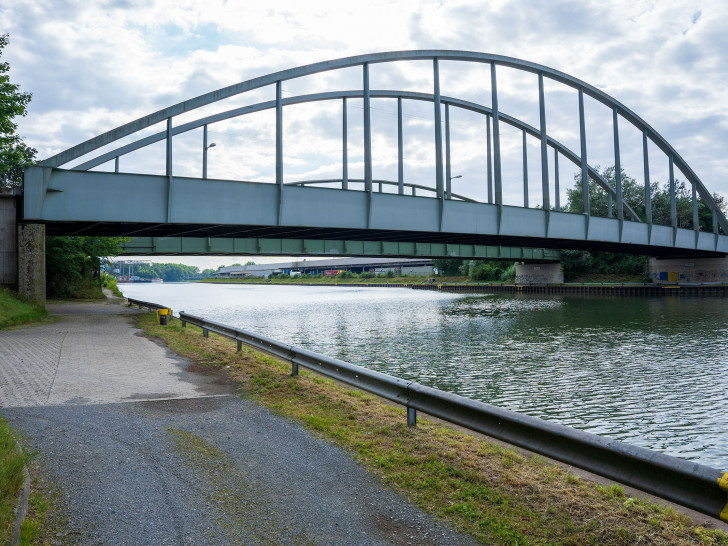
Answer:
2;0;727;269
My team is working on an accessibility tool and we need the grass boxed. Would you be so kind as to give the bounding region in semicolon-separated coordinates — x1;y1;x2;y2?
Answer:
101;274;124;297
0;416;34;545
0;288;47;329
137;313;728;545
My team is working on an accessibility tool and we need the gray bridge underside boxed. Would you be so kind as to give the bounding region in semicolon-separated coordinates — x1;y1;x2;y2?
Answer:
120;236;561;262
24;167;728;258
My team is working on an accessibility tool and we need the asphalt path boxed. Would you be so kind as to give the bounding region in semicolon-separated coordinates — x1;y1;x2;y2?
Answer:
0;296;478;545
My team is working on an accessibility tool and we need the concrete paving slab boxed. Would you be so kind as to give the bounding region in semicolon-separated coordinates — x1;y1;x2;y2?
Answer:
0;298;231;408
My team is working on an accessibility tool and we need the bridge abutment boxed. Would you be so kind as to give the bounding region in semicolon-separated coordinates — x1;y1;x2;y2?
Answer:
515;263;564;284
0;189;18;289
17;223;45;305
649;257;728;284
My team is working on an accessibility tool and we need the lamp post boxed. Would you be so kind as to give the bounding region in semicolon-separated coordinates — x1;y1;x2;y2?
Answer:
449;175;462;197
202;123;216;179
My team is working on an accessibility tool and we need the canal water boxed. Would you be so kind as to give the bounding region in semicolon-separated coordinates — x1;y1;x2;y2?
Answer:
121;282;728;468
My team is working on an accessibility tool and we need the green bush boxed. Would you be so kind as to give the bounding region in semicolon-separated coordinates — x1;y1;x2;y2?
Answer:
101;274;123;297
560;250;648;281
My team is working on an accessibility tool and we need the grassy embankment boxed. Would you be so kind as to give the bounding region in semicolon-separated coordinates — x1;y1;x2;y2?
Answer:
0;417;41;545
137;312;727;545
101;274;123;297
0;289;47;330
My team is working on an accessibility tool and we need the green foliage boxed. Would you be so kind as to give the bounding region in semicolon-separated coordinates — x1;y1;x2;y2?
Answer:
112;261;202;282
432;259;464;276
46;237;128;298
566;165;726;232
0;34;36;188
100;273;123;297
245;260;256;265
562;166;707;282
467;260;510;281
560;250;648;281
0;288;47;328
0;416;34;545
337;270;355;279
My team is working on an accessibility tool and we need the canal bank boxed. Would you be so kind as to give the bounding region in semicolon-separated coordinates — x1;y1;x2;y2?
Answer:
202;277;728;295
2;293;726;543
132;310;728;543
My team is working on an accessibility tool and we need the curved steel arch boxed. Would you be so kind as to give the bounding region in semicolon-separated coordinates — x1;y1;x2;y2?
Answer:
70;88;643;221
37;49;727;233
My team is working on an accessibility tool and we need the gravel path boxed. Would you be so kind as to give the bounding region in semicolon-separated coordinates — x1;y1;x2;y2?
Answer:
1;298;479;545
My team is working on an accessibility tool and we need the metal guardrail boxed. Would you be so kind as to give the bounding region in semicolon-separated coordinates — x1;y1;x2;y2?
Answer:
143;305;726;522
126;297;169;312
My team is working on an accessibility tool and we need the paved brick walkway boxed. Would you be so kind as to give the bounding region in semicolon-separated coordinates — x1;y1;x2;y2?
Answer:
0;296;230;408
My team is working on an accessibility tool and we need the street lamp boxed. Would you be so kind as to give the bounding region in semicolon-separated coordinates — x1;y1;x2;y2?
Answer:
445;174;462;200
202;124;217;179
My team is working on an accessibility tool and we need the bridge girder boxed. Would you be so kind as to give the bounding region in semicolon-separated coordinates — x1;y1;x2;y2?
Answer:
24;167;727;257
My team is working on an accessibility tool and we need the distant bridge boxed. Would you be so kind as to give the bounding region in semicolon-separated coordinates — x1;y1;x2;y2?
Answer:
23;50;728;257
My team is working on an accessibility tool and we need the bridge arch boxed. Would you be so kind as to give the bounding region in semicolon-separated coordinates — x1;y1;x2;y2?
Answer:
25;50;728;255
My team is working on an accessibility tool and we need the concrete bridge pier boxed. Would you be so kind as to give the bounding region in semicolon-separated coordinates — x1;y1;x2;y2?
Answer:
649;257;728;284
515;262;564;284
17;223;45;304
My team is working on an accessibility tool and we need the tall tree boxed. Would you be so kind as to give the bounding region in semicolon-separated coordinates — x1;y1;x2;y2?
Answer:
0;34;36;188
47;236;129;298
565;166;645;220
566;165;726;232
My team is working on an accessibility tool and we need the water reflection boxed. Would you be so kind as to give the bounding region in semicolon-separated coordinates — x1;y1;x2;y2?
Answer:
122;283;728;468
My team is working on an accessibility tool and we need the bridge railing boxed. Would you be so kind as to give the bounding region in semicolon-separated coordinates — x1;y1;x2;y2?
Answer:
36;50;728;239
156;306;727;522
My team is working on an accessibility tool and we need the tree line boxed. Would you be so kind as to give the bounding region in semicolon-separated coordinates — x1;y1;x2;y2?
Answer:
110;261;209;282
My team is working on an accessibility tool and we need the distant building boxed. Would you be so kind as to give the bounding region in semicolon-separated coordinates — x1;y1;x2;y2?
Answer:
214;258;433;278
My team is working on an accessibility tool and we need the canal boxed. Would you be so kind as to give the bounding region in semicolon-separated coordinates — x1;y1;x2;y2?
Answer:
121;282;728;469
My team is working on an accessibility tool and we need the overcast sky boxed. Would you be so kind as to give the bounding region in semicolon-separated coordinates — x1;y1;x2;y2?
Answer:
2;0;727;269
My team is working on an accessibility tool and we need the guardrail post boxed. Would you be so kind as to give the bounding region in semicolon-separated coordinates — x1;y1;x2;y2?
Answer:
181;320;186;327
407;407;417;427
291;362;299;376
236;340;242;351
203;328;209;338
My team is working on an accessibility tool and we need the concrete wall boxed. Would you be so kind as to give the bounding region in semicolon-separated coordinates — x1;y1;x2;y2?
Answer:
515;263;564;284
0;190;18;288
649;257;728;284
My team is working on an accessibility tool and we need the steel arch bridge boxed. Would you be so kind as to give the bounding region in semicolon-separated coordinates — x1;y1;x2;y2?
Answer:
23;50;728;257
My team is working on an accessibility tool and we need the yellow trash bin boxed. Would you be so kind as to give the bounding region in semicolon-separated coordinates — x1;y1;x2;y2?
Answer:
156;308;172;325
